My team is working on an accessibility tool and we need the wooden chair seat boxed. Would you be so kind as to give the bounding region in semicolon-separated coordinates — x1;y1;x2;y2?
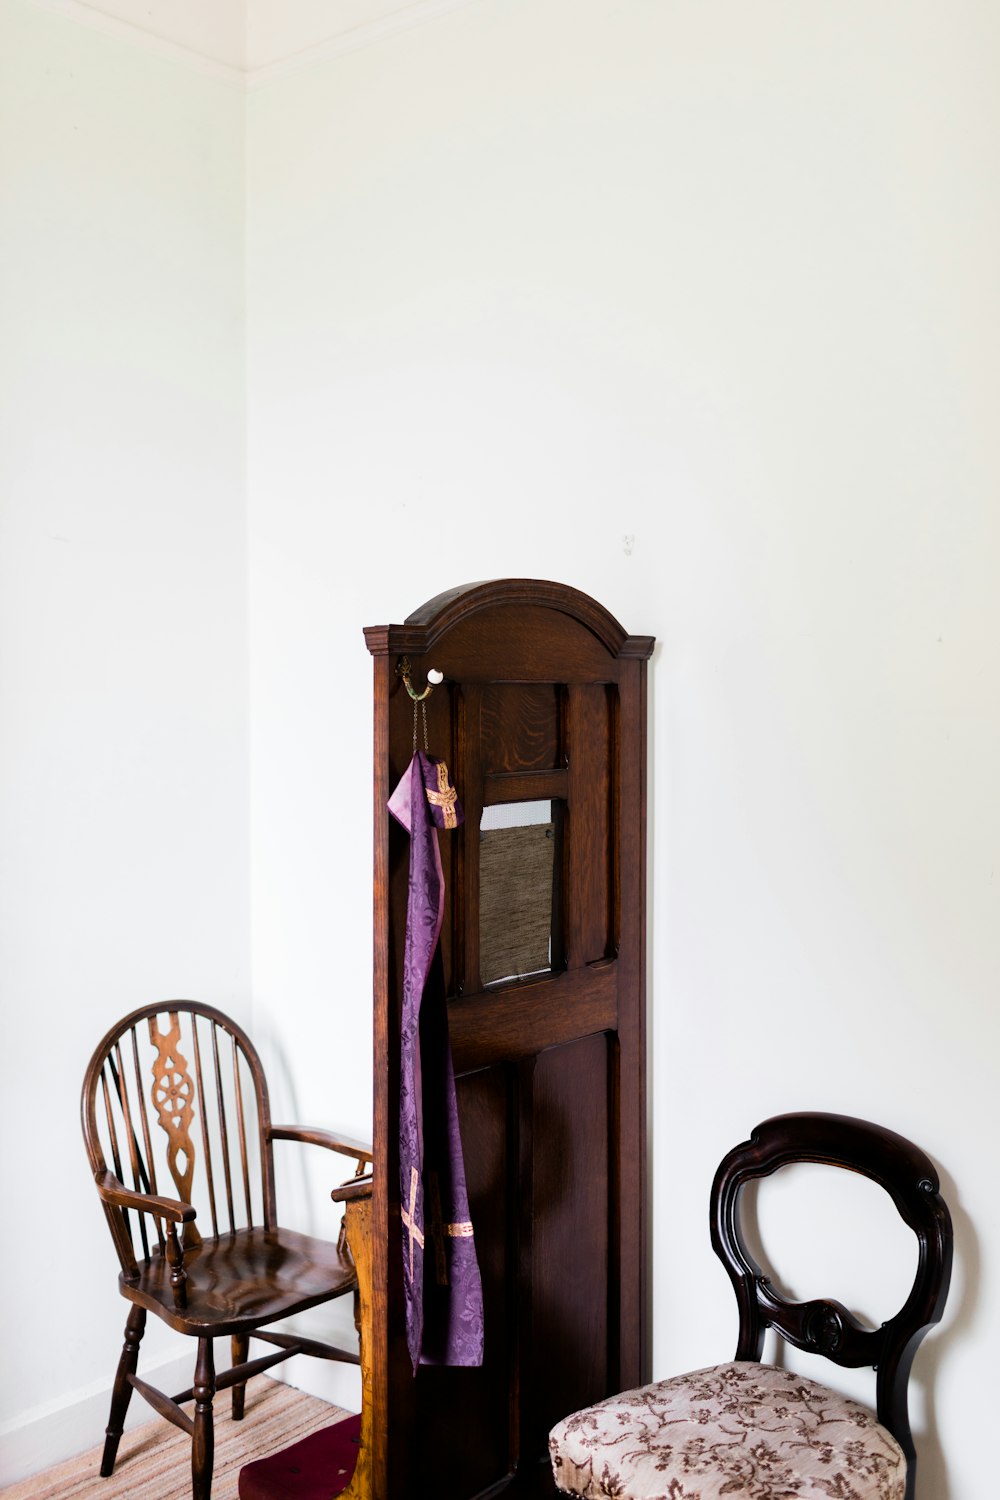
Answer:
123;1226;358;1336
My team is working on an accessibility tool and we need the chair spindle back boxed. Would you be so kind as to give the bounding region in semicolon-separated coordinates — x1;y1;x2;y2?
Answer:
82;1002;276;1278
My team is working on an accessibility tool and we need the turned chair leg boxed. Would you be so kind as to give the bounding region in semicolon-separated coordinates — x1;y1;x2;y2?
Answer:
100;1304;146;1477
192;1337;216;1500
231;1334;249;1420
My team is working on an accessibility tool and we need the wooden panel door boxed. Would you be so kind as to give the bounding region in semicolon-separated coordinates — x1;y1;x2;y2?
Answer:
365;581;653;1500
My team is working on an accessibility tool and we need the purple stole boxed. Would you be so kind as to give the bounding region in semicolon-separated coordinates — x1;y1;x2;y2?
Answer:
388;752;484;1372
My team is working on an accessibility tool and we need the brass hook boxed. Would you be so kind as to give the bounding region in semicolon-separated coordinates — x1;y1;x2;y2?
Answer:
397;657;443;702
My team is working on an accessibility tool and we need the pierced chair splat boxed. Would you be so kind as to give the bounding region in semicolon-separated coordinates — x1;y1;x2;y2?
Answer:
549;1112;952;1500
81;1000;373;1500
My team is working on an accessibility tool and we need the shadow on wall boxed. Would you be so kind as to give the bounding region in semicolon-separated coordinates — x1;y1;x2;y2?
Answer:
254;1020;369;1239
913;1164;977;1500
254;1022;313;1232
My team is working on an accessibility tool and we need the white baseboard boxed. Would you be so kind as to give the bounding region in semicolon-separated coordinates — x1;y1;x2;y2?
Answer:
0;1331;359;1487
0;1349;206;1487
269;1355;362;1415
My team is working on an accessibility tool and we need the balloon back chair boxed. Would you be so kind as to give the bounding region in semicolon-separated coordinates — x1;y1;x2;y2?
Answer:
81;1001;372;1500
550;1112;952;1500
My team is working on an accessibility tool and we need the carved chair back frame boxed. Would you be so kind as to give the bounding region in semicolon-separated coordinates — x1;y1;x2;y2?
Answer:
82;1000;277;1283
711;1111;953;1472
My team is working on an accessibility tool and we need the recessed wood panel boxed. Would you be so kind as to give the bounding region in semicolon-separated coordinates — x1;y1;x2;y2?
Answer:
481;683;564;775
567;684;614;967
529;1033;611;1454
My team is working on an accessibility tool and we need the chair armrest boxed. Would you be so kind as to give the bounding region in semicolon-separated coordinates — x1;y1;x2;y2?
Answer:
331;1173;373;1204
268;1125;373;1164
95;1170;196;1224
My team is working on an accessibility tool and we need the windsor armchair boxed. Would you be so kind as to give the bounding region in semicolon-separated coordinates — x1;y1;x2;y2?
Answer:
81;1001;372;1500
549;1113;952;1500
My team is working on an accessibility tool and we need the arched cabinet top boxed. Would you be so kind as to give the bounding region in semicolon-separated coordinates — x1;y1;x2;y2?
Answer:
364;578;655;661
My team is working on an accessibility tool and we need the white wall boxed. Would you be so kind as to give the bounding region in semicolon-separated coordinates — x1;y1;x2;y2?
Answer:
0;0;249;1474
2;0;997;1493
246;3;1000;1496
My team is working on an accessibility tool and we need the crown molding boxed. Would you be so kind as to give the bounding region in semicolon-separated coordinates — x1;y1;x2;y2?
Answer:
246;0;481;89
26;0;245;83
24;0;483;88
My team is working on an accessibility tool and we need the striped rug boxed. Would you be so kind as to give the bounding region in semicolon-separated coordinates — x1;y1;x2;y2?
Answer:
1;1379;351;1500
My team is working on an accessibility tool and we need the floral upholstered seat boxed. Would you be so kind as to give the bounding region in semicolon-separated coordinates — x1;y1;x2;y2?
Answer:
549;1361;906;1500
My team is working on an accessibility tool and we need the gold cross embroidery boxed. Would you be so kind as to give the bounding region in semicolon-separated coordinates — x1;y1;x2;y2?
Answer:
400;1166;425;1277
425;760;458;829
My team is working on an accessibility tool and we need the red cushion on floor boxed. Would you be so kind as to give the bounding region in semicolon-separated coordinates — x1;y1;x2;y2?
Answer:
238;1413;361;1500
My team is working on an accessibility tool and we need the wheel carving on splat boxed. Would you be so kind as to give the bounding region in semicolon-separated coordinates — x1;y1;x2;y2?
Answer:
149;1013;202;1245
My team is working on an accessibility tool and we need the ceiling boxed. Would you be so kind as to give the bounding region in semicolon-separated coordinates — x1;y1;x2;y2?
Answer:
35;0;478;81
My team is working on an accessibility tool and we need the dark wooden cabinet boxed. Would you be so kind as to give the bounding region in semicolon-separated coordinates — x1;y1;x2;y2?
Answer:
365;580;653;1500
